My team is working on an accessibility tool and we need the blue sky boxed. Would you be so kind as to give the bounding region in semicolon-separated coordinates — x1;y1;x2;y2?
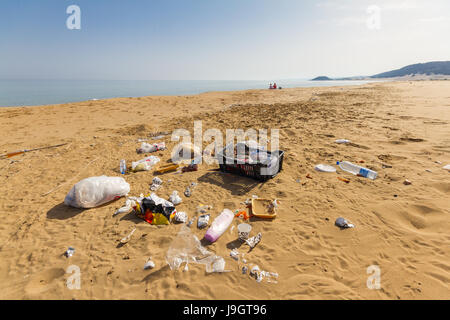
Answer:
0;0;449;80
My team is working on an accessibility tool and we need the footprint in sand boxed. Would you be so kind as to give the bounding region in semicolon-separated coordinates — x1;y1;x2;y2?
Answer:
377;154;407;162
24;267;65;296
400;137;425;143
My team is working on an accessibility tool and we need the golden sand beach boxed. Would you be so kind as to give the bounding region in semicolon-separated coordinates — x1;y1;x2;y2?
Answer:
0;81;449;299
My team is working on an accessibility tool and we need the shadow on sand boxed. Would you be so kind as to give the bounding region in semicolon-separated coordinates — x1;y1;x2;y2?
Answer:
197;171;261;196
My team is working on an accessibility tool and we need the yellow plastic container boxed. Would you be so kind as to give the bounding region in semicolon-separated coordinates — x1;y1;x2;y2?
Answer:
251;198;277;219
155;163;180;174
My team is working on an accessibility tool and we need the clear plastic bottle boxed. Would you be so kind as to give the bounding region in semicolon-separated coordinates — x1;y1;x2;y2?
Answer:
120;159;126;174
337;161;377;180
204;209;234;243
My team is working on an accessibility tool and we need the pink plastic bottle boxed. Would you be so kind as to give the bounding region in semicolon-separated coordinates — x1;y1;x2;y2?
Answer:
204;209;234;243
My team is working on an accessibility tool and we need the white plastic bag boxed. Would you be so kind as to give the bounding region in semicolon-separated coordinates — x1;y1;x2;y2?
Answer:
64;176;130;208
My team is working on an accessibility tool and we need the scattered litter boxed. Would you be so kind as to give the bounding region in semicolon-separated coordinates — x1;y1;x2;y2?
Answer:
144;259;155;270
425;169;432;173
443;164;450;171
64;176;130;209
382;163;393;169
237;223;252;241
131;155;160;172
205;209;235;243
337;177;350;183
234;210;250;220
174;211;188;223
335;217;355;229
197;214;210;229
314;164;336;173
187;216;196;227
137;142;166;154
403;179;412;185
65;247;75;258
335;139;351;144
196;204;212;214
120;228;136;244
435;160;442;164
169;191;182;205
245;232;262;249
166;224;227;273
184;182;197;197
230;249;240;261
242;266;248;274
150;177;163;191
211;257;227;273
296;178;301;183
249;265;278;283
337;161;377;180
306;173;313;179
113;198;134;216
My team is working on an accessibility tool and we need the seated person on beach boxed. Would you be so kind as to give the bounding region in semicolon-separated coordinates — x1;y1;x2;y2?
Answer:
273;83;277;89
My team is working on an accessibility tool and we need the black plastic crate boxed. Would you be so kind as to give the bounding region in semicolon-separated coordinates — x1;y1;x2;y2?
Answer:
217;148;285;181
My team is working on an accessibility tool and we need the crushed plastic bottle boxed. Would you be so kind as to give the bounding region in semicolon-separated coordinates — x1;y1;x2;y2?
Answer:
335;217;355;228
337;161;377;180
65;247;75;258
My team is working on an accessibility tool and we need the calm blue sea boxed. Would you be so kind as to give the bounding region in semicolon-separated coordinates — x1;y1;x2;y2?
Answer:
0;79;374;107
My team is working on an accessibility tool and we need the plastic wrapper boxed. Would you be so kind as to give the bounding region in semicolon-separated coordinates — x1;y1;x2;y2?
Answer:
131;156;160;172
134;193;176;225
64;176;130;208
137;142;166;154
166;224;227;273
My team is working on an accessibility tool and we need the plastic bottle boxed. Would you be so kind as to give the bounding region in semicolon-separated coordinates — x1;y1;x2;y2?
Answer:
204;209;234;243
337;161;377;180
120;159;126;174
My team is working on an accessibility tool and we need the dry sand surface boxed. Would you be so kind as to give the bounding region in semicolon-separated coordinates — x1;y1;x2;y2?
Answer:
0;81;449;300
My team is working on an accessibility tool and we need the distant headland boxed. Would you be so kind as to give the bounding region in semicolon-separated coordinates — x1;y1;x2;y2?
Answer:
311;61;450;81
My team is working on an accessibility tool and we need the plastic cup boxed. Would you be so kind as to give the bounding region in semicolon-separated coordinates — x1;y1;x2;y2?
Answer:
237;223;252;241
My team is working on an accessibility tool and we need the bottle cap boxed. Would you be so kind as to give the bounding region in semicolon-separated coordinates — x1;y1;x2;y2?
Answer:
336;161;340;165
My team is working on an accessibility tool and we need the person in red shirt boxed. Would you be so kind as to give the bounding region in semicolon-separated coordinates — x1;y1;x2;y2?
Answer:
273;83;277;89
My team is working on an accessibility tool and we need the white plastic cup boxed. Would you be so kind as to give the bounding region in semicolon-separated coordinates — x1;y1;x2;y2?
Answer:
237;223;252;241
